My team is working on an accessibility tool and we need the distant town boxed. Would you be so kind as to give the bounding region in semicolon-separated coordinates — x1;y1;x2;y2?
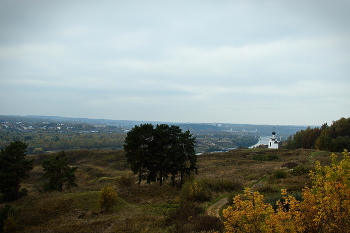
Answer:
0;115;307;137
0;115;309;154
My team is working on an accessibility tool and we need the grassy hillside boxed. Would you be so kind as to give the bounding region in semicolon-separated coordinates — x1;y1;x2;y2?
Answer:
2;148;334;232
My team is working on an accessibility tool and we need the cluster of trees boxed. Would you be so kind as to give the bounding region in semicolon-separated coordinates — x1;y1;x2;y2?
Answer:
123;124;197;186
223;150;350;232
286;117;350;152
0;141;77;202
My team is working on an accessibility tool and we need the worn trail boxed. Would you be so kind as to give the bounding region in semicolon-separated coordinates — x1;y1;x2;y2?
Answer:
206;198;228;218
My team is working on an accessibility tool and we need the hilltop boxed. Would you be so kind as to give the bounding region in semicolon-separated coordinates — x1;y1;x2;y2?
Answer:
2;148;334;232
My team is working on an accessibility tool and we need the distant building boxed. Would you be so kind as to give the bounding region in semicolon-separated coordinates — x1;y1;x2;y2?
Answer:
268;130;279;149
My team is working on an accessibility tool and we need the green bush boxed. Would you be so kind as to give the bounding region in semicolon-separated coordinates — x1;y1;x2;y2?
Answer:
272;170;287;179
252;153;279;161
227;192;236;205
264;193;284;210
282;161;299;169
291;165;308;176
265;191;303;210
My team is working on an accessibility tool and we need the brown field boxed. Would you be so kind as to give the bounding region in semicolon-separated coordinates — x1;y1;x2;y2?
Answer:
2;148;335;232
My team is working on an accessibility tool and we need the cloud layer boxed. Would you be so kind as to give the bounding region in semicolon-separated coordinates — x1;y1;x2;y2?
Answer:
1;0;349;125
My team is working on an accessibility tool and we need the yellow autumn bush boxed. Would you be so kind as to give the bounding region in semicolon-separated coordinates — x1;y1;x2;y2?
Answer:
99;186;118;212
223;150;350;233
223;189;274;232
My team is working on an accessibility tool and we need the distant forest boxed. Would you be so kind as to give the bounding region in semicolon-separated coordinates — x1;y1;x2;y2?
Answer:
286;117;350;152
0;115;307;154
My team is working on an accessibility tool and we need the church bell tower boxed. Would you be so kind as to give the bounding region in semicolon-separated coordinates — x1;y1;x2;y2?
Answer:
268;129;279;149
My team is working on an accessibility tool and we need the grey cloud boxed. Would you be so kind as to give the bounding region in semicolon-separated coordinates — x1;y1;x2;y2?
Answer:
0;0;349;125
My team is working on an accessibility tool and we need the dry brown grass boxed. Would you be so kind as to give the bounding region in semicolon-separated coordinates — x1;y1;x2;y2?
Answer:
6;148;333;232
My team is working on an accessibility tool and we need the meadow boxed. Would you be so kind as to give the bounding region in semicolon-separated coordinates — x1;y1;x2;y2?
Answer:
2;148;334;232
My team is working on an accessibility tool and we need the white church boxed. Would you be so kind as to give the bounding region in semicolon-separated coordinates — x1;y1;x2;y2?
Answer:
268;130;279;149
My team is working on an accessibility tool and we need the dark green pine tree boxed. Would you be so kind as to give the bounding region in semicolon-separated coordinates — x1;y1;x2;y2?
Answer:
177;130;197;186
123;123;155;185
0;141;34;201
150;124;173;185
124;123;197;186
42;151;78;191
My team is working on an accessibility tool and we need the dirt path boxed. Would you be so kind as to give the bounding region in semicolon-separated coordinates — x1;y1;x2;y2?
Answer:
206;198;228;218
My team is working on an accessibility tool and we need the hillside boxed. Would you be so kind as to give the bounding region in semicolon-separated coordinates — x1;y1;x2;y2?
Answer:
2;148;334;232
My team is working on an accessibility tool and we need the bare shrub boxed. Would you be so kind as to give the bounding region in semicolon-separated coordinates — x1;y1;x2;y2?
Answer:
167;202;224;233
166;201;204;232
203;178;244;193
193;215;224;232
180;180;212;202
117;175;135;189
282;161;298;169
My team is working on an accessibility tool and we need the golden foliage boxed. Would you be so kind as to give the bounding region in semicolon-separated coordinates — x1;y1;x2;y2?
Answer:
99;186;118;212
223;150;350;233
301;150;350;232
223;188;274;232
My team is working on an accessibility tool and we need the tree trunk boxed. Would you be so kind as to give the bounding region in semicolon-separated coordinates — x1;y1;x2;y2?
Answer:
180;171;184;187
138;166;142;185
171;174;175;187
159;171;163;186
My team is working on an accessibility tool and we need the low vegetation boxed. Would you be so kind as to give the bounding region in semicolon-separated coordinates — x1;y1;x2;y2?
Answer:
223;150;350;233
0;145;341;232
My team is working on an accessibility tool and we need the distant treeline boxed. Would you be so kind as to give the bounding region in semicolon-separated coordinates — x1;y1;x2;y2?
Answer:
286;117;350;152
0;132;126;154
0;130;258;154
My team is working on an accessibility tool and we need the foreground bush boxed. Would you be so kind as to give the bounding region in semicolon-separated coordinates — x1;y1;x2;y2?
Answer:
99;186;118;212
223;150;350;233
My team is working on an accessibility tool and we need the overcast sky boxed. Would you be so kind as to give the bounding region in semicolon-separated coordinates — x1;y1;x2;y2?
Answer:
1;0;349;126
